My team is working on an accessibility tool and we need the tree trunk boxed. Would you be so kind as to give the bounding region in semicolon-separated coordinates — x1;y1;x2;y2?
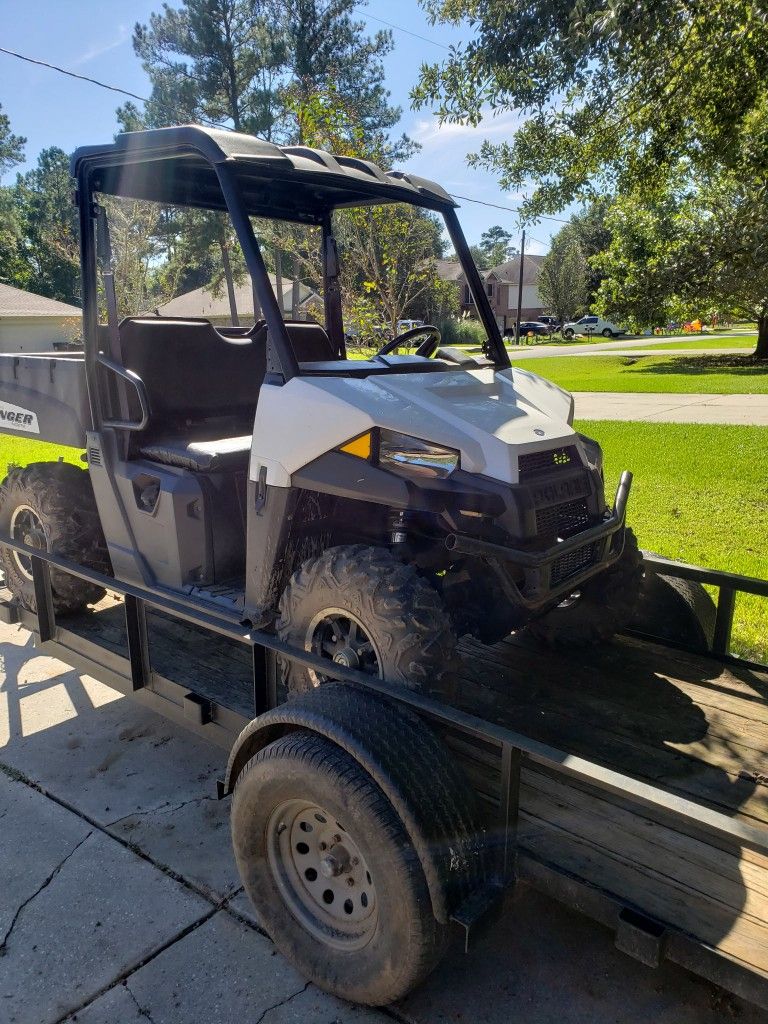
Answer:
275;249;285;315
755;314;768;359
220;242;239;326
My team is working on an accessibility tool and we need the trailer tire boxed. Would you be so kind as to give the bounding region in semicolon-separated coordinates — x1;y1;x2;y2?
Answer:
527;526;643;647
277;544;457;697
231;729;448;1004
0;462;109;614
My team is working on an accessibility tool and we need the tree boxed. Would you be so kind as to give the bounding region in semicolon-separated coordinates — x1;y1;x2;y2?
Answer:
479;225;516;268
594;169;768;344
0;104;25;180
0;105;28;287
568;200;612;307
118;0;413;160
538;227;588;326
15;148;80;305
414;0;768;357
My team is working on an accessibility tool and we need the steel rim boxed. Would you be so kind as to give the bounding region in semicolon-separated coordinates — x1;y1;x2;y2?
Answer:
266;799;378;950
9;504;46;581
305;607;383;686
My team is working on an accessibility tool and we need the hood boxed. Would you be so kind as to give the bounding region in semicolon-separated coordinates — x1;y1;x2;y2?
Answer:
252;365;579;487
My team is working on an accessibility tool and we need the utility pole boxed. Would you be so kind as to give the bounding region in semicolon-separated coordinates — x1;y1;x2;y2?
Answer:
514;229;526;345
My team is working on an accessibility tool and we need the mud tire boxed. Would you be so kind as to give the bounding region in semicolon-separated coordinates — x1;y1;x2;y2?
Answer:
0;462;109;614
276;544;457;696
527;526;644;646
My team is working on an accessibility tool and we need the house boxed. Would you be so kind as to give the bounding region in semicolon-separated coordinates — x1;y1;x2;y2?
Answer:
437;255;546;332
0;283;82;352
157;275;319;324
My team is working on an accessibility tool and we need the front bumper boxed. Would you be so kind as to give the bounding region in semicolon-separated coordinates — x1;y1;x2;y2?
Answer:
445;471;633;610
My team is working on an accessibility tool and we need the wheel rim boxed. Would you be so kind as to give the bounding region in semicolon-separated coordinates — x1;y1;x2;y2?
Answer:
266;799;378;950
9;504;47;581
305;607;383;686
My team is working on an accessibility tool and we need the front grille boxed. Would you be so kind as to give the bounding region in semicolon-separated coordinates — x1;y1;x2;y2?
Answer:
535;498;591;541
551;542;599;587
519;445;578;480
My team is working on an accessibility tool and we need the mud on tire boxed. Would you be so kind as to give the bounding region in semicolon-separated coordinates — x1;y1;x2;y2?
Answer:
276;544;457;696
0;461;110;614
527;526;644;647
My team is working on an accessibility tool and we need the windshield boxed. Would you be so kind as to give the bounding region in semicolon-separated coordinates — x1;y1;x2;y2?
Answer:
91;189;506;374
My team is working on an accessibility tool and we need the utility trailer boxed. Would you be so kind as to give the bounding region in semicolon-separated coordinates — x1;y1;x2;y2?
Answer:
1;537;767;1009
1;124;767;1006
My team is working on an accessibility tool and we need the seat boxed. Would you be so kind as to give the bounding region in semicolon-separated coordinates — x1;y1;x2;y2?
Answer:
118;317;337;473
139;434;252;472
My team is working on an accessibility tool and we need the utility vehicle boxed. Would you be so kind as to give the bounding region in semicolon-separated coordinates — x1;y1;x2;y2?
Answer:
2;125;767;1012
0;124;640;698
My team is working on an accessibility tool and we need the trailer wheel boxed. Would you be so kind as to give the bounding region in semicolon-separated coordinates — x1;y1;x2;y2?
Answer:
0;462;109;614
276;545;456;696
231;730;448;1004
528;526;643;646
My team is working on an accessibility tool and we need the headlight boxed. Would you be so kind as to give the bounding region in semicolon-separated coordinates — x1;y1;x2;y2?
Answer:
378;430;459;479
339;429;458;479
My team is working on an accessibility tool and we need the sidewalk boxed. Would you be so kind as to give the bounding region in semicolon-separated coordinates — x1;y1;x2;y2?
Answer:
573;391;768;425
0;620;761;1024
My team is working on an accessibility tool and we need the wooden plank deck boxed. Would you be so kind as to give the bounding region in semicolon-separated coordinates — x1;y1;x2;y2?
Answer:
58;597;768;984
453;633;768;982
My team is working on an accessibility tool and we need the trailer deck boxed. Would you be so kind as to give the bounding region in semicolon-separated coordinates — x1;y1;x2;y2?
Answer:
2;546;767;1009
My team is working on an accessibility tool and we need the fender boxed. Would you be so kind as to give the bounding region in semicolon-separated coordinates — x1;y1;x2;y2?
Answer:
221;683;491;925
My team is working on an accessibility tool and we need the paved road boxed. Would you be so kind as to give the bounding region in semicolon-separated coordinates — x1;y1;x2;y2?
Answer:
573;391;768;425
512;345;746;358
1;619;766;1024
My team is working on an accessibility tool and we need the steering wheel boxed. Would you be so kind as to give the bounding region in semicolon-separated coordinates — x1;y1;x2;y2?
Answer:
375;324;442;359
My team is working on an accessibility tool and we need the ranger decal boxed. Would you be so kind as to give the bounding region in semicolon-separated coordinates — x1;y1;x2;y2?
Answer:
0;401;40;434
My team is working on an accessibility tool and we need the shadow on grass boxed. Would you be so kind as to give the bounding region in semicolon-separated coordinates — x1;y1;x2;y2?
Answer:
624;355;768;378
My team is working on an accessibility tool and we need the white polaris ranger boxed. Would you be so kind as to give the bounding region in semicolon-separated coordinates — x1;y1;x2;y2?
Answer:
0;125;640;697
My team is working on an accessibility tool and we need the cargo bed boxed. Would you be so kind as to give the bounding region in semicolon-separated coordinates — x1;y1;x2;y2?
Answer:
0;351;89;447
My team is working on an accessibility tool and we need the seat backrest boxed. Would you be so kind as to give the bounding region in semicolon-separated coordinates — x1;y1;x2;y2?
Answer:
285;321;337;362
117;318;267;431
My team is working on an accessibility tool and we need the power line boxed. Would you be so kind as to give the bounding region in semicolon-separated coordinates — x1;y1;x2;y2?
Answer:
353;6;450;50
0;46;231;132
0;46;150;102
449;192;569;226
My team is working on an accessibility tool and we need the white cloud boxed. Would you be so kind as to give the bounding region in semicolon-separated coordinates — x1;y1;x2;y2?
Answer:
410;108;522;148
72;26;130;67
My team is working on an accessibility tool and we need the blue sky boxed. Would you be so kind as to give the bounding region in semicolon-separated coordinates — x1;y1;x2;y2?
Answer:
0;0;553;252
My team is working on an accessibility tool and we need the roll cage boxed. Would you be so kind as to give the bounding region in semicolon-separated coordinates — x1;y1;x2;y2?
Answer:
71;124;509;423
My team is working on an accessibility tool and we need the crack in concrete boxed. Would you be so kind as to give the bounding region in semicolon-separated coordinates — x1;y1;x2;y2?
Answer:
0;830;93;955
253;980;312;1024
123;978;158;1024
107;793;219;828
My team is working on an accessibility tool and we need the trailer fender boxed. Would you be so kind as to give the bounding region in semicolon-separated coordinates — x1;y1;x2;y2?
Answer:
222;683;490;924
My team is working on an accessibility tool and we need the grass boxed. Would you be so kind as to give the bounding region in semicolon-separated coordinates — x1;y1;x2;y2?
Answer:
642;336;756;351
512;354;768;393
0;437;82;478
579;419;767;663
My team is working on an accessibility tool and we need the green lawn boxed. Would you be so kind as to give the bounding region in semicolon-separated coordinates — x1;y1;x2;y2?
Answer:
642;336;756;351
0;438;82;478
579;419;767;663
513;354;768;393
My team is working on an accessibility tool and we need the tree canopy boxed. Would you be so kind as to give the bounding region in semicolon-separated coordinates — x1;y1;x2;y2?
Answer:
415;0;768;355
118;0;414;162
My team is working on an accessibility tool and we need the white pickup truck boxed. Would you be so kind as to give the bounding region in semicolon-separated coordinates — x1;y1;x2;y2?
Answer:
562;315;627;338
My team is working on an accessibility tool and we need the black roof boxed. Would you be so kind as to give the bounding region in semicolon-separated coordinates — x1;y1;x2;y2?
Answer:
71;125;455;221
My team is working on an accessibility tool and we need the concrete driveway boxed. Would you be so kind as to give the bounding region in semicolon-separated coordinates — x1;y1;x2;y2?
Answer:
1;620;766;1024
